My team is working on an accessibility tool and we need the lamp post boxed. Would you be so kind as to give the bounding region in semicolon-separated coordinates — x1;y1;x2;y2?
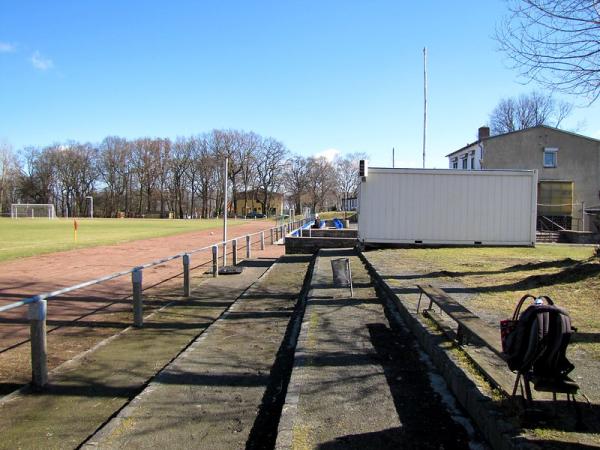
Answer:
86;196;94;219
223;157;228;266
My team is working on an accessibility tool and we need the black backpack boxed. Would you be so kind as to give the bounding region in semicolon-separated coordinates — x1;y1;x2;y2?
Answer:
504;295;575;380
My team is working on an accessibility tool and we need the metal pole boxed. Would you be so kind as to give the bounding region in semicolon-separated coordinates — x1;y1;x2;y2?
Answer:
582;202;586;231
183;254;190;297
28;300;48;388
270;228;274;245
232;239;238;265
223;157;228;266
212;245;218;277
423;47;427;169
132;268;143;327
246;235;251;258
260;231;265;250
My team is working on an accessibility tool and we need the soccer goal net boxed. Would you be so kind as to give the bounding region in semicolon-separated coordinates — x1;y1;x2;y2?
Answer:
11;203;56;219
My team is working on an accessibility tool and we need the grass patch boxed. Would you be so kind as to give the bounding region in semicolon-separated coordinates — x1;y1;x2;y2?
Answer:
0;217;270;262
367;245;600;359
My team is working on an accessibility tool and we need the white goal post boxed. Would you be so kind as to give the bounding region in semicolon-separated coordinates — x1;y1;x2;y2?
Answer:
11;203;56;219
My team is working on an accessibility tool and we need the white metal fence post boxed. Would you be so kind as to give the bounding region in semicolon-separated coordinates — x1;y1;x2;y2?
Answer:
222;242;227;267
260;231;265;250
232;239;238;265
132;268;143;327
183;253;190;297
28;299;48;388
212;245;219;277
246;235;251;258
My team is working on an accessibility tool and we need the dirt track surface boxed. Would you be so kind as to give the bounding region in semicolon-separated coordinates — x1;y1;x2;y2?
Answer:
0;220;284;392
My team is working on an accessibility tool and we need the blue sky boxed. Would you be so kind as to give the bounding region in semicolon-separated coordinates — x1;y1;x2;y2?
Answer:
1;1;599;168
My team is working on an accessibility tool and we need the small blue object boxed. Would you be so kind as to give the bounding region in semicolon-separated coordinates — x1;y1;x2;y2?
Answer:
333;218;343;229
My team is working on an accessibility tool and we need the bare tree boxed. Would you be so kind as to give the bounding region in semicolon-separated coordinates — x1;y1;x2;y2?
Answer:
306;156;337;213
496;0;600;103
98;137;130;217
283;155;310;214
255;137;288;216
489;91;572;134
53;143;98;217
194;135;217;218
238;132;259;217
334;152;366;216
0;142;20;214
169;137;191;218
19;146;57;208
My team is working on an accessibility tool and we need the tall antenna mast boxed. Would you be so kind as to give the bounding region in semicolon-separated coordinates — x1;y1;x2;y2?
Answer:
423;47;427;169
392;147;395;168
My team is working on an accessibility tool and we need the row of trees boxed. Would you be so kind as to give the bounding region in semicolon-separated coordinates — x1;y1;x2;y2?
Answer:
0;131;364;218
488;91;572;135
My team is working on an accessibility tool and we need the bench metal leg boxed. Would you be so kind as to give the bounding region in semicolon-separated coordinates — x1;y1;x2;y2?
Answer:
417;292;423;313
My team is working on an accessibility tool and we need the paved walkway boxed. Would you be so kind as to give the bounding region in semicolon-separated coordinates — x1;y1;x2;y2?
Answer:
276;249;472;450
82;255;312;449
0;258;280;450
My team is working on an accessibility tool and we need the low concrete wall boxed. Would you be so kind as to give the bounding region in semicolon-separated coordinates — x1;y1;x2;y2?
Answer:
300;229;358;238
359;252;534;450
560;230;600;244
285;237;358;254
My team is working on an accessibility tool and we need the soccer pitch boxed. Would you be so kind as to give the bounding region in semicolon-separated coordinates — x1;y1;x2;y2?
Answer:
0;217;260;263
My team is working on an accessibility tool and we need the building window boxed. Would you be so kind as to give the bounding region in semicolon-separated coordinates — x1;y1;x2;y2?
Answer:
470;156;475;169
452;158;458;169
462;157;468;169
543;148;558;168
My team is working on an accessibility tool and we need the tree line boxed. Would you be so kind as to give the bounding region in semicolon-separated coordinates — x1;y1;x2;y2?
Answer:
0;130;365;218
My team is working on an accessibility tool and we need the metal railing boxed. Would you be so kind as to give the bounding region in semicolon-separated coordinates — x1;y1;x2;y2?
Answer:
0;218;308;388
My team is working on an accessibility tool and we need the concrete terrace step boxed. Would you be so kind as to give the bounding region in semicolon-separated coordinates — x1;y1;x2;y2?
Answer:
276;248;472;449
0;258;285;450
536;231;561;243
82;255;312;450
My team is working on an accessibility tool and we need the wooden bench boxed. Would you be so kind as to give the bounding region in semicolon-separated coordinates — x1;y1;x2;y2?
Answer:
416;284;584;420
416;284;516;396
417;284;504;358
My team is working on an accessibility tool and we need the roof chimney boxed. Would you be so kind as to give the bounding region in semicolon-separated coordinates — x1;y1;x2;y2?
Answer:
478;126;490;140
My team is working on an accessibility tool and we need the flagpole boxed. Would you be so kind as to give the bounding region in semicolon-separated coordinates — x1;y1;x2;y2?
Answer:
423;46;427;169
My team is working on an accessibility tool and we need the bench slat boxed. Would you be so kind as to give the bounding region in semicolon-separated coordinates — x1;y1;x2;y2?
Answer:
418;284;503;356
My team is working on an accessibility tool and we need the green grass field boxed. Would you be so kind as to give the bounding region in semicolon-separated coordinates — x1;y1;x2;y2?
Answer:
0;217;266;263
367;245;600;357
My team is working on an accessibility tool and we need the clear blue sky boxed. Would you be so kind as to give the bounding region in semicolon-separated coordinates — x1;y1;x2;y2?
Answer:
1;1;599;168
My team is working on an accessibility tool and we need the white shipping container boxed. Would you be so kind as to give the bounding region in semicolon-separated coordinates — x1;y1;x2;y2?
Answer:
358;168;537;246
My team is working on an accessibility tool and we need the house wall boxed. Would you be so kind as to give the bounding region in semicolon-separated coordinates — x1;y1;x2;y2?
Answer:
448;144;482;170
482;127;600;231
234;193;283;216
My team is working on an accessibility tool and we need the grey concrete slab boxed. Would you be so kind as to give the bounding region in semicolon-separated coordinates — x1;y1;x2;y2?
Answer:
276;249;472;450
0;261;275;450
84;255;312;450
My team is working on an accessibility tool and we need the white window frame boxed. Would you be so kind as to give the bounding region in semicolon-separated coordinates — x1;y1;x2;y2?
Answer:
543;147;558;168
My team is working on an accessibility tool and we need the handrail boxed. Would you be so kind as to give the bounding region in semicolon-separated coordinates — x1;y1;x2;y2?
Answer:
539;215;567;231
0;222;294;315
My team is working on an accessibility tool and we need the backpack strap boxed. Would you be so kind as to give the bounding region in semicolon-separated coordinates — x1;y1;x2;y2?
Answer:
512;294;536;320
